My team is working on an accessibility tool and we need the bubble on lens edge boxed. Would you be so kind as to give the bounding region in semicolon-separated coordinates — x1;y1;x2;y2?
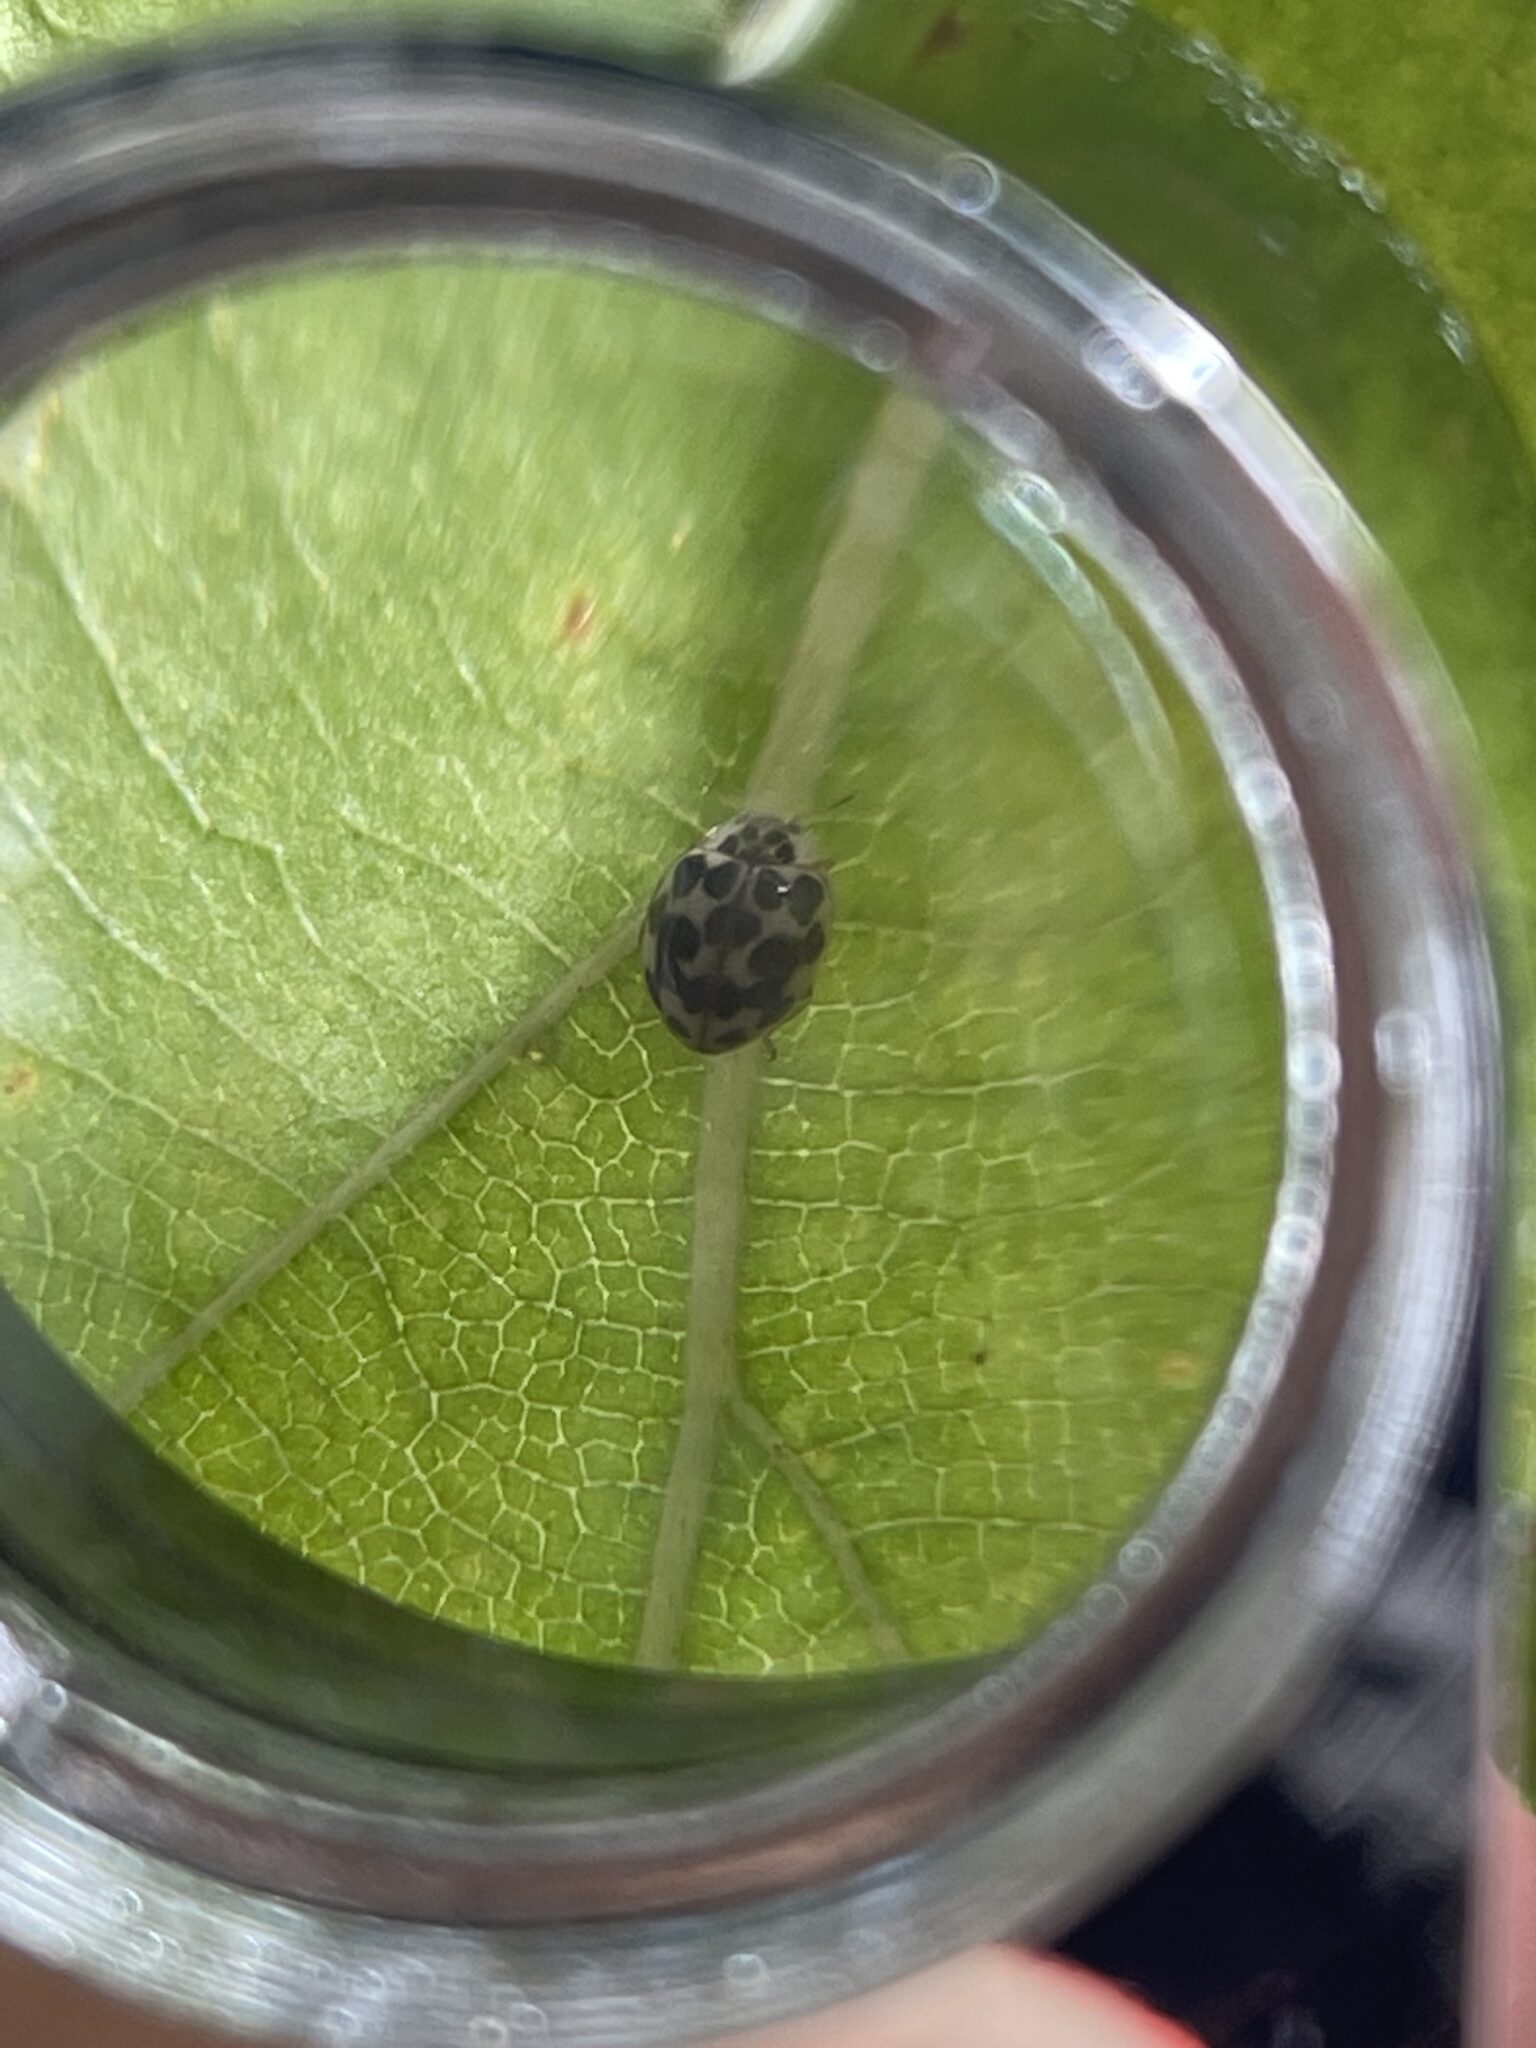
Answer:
1265;1212;1324;1289
1002;471;1067;533
1216;1392;1255;1431
1280;1168;1329;1225
129;1927;167;1965
1178;29;1224;67
1200;57;1257;115
972;1669;1018;1714
1233;758;1294;831
35;1671;68;1720
1172;28;1357;197
854;319;907;374
1083;1581;1130;1622
1118;1538;1164;1582
983;397;1053;468
1288;1031;1342;1102
468;2022;509;2048
939;153;1001;217
1374;1008;1433;1095
1278;915;1335;1005
761;266;813;329
1437;306;1476;363
1081;329;1164;410
1289;1096;1338;1149
1246;1292;1293;1345
1337;162;1388;213
1085;0;1133;35
724;1952;771;1994
1285;680;1348;749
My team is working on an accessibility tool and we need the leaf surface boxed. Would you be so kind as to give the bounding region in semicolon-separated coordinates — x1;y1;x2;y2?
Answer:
0;11;1283;1673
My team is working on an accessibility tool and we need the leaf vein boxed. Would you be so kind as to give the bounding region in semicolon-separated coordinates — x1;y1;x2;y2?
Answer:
114;909;638;1411
730;1393;907;1660
4;791;384;1134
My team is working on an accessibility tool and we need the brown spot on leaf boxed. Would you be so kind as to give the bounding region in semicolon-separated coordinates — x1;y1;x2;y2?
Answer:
561;591;596;644
918;7;969;61
3;1065;38;1104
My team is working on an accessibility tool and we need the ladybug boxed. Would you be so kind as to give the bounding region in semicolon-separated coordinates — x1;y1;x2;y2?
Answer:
641;812;831;1054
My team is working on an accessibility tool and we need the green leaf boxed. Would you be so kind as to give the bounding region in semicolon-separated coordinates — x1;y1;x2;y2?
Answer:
0;0;719;85
0;247;1281;1671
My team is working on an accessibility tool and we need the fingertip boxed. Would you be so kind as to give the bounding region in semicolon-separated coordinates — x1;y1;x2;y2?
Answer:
982;1947;1204;2046
714;1944;1201;2048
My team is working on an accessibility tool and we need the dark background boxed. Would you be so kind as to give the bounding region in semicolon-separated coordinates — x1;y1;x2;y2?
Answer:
1063;1357;1481;2048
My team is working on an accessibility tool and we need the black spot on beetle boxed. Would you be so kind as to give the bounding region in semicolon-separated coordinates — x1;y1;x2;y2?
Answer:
752;867;790;911
646;893;665;932
665;1012;693;1040
702;860;739;902
663;916;701;965
799;923;826;964
704;903;762;949
708;980;743;1020
748;934;798;983
787;873;824;926
671;853;705;898
719;832;742;856
674;973;711;1016
712;1027;749;1051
